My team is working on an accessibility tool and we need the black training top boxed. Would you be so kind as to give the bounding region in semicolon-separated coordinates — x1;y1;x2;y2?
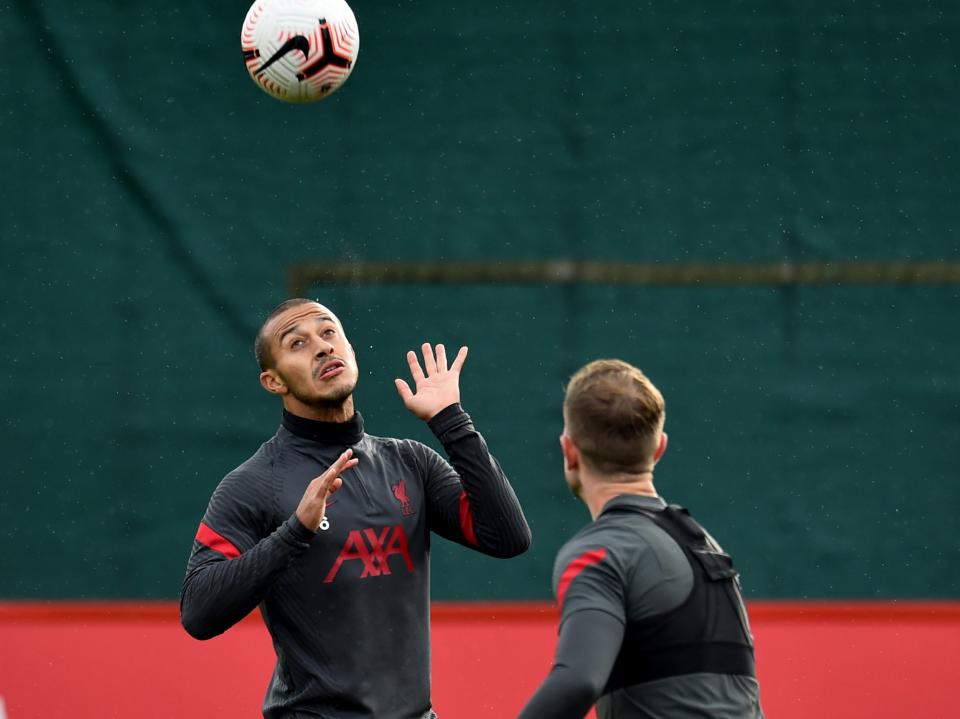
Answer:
518;495;763;719
180;404;530;718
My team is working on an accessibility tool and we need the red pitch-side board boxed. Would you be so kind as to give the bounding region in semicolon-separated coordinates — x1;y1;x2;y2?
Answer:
0;601;957;718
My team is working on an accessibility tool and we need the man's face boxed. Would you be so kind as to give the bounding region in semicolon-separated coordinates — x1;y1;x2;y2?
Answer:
560;429;583;498
564;467;583;498
260;303;359;409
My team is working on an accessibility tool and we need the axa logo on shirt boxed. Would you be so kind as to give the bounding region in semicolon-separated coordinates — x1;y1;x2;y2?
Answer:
324;525;414;583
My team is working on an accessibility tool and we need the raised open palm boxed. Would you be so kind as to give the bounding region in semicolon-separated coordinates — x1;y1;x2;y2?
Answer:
394;342;468;420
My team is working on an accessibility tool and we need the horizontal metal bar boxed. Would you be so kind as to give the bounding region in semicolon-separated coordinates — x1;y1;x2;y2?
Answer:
289;260;960;295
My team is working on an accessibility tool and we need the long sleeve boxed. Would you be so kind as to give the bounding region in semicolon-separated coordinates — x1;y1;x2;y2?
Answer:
418;403;531;557
517;609;625;719
179;462;317;640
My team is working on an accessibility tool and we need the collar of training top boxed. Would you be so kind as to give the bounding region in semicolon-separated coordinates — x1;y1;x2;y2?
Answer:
599;493;668;517
282;409;365;445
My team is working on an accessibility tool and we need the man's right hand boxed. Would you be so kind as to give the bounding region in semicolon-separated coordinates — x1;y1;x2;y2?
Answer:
296;449;358;532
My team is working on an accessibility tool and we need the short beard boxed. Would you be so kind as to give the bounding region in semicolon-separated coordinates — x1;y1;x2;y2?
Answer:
290;376;358;410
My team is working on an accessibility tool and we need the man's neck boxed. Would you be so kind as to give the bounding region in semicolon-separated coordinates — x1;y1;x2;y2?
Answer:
581;473;658;520
283;396;355;423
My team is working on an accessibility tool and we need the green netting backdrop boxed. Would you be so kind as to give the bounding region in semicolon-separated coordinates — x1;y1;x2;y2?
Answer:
2;0;958;599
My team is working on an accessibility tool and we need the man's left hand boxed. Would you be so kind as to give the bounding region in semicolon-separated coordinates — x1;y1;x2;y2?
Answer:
395;343;468;420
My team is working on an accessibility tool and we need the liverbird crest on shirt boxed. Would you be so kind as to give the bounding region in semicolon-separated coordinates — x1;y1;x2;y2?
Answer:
391;480;415;516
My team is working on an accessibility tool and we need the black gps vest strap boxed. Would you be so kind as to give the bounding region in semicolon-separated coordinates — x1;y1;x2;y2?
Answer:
603;504;756;689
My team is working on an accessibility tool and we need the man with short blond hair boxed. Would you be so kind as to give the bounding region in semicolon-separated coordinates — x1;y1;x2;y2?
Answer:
519;359;764;719
563;359;666;475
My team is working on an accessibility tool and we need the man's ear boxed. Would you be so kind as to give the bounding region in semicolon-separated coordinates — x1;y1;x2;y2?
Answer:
653;431;668;464
560;434;580;472
260;369;288;396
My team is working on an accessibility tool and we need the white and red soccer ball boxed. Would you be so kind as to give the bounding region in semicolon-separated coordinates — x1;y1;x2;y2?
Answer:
241;0;360;103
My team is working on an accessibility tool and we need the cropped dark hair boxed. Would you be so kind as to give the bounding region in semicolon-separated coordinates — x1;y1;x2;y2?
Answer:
254;298;316;370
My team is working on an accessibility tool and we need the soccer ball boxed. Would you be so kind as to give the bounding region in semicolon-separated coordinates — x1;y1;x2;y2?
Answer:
241;0;360;103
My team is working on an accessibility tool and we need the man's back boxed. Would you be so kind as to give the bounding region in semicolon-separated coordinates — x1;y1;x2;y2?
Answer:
520;359;763;719
553;494;763;719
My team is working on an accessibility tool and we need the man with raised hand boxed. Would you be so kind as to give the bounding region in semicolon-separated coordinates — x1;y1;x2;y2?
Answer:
181;298;531;718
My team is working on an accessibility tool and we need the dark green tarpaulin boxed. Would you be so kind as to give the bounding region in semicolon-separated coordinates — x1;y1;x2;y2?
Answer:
2;0;958;598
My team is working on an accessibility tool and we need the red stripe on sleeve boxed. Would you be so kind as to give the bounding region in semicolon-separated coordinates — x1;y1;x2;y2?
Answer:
195;522;241;559
556;547;607;607
458;490;478;546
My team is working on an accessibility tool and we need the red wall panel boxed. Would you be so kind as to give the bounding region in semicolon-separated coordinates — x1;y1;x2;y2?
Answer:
1;602;957;718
